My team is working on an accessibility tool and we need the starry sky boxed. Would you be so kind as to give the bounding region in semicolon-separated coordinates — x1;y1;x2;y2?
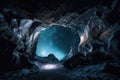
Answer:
36;25;80;60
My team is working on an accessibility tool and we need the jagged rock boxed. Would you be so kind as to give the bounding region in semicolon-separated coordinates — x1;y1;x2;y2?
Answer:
20;55;33;68
46;54;59;61
0;0;119;80
63;53;86;69
0;36;17;71
63;51;114;69
86;51;114;65
0;12;46;71
102;63;120;76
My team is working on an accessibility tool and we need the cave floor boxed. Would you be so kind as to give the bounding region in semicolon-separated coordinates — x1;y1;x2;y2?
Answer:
0;63;120;80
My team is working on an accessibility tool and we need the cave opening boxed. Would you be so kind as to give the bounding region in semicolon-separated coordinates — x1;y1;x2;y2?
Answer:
35;25;80;61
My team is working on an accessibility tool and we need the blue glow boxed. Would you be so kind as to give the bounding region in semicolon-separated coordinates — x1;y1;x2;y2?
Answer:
36;25;79;60
36;46;65;60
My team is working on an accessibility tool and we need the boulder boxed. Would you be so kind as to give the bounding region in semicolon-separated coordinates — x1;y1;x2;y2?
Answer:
46;54;59;61
86;51;114;65
63;53;86;69
102;63;120;76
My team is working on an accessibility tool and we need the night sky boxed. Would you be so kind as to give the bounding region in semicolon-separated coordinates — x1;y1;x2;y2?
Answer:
36;25;80;60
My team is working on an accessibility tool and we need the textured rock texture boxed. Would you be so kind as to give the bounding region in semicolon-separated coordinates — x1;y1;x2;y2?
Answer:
0;0;120;80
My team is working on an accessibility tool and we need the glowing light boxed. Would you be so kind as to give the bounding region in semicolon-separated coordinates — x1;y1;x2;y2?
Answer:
34;62;63;70
36;25;80;60
42;64;57;70
80;29;88;45
80;35;84;44
37;47;65;60
41;50;47;56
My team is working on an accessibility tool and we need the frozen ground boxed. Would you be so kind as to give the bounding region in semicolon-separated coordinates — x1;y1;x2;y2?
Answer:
0;60;120;80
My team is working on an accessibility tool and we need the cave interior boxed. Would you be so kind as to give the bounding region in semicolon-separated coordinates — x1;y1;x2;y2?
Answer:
0;0;120;80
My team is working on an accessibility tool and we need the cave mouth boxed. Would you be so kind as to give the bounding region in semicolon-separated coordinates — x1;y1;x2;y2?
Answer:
36;25;80;61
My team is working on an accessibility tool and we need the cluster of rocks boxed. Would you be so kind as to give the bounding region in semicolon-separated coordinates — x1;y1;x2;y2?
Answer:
0;7;48;71
63;51;114;69
0;0;120;78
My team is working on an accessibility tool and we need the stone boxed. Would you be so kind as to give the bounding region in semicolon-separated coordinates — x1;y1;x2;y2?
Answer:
86;51;114;65
46;54;59;61
102;63;120;76
63;53;86;69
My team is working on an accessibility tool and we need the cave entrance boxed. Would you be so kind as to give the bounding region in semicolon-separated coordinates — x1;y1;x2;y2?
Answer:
36;25;80;61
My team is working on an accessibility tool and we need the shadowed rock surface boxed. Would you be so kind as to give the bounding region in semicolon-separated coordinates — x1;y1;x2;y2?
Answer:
0;0;120;80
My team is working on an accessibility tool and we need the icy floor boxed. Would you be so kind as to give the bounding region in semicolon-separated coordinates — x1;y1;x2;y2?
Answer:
0;62;120;80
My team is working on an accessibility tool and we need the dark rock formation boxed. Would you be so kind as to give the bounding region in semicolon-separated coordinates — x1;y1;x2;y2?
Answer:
86;51;114;65
45;54;59;61
0;10;46;71
0;35;17;71
63;51;114;69
63;53;86;69
102;63;120;76
0;0;120;80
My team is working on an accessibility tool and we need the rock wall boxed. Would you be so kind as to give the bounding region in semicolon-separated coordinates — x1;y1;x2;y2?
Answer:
0;0;120;71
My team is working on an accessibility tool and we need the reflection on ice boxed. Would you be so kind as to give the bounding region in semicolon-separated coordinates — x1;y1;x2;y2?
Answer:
34;61;63;70
41;64;58;70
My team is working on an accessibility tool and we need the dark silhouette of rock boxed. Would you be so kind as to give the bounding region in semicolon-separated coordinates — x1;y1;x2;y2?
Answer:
45;54;59;61
0;0;120;79
20;55;33;68
63;51;114;69
0;36;17;71
63;53;86;69
86;51;114;65
102;63;120;76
